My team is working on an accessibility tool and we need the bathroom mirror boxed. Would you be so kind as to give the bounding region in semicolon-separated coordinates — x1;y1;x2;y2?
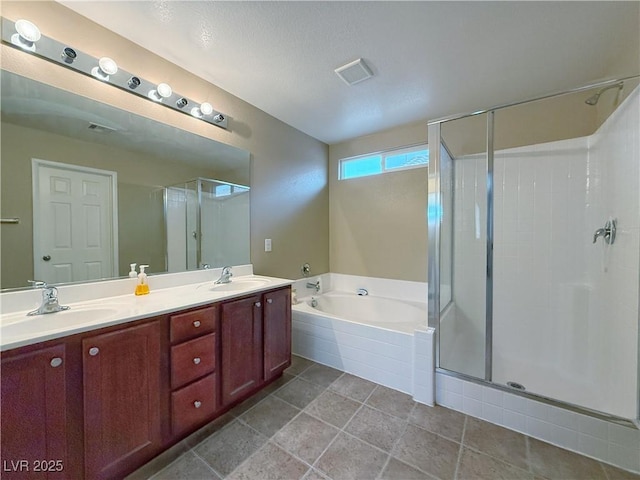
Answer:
0;70;251;290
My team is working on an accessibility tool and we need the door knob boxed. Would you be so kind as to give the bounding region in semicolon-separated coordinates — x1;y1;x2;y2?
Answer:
42;255;51;261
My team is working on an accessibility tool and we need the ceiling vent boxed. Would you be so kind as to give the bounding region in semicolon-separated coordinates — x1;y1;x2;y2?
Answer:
335;58;373;86
88;122;117;133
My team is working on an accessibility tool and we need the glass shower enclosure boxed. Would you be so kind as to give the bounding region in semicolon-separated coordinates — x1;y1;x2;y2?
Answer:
428;76;640;422
165;178;250;271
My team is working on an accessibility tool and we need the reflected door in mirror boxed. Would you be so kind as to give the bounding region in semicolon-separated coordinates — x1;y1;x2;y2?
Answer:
33;159;118;284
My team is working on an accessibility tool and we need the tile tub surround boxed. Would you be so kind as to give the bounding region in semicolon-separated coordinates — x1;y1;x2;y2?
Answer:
437;371;640;475
291;273;434;405
128;356;640;480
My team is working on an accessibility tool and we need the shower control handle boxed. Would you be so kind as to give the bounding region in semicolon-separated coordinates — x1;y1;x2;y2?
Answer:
592;219;616;245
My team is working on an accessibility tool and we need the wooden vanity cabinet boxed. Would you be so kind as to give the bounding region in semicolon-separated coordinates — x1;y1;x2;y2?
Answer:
169;306;218;436
0;285;291;479
220;294;263;406
82;320;162;480
220;286;292;407
0;344;70;480
263;287;292;381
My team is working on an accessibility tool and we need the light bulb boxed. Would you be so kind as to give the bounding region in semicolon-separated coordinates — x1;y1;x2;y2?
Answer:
200;102;213;115
11;19;41;52
148;83;172;102
191;102;213;118
91;57;118;81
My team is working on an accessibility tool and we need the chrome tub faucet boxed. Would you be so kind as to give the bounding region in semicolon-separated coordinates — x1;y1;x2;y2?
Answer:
306;280;320;293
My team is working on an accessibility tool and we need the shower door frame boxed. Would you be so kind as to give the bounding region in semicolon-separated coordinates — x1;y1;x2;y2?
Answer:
427;75;640;427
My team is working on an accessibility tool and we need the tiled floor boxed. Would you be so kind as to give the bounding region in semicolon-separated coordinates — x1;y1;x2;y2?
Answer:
129;356;640;480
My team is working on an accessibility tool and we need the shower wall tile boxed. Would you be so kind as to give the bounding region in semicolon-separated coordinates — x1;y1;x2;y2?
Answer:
609;423;640;448
609;443;640;473
526;416;552;442
481;403;503;425
578;433;609;460
482;386;503;407
503;392;528;413
503;410;527;433
462;382;483;401
462;396;483;417
578;416;610;440
548;406;579;430
443;374;463;394
527;398;550;421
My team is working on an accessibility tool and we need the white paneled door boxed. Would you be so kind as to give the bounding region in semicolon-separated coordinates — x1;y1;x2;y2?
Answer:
32;159;118;284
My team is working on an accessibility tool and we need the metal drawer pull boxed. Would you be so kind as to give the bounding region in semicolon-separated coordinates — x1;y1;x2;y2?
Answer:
194;400;202;409
193;357;201;365
50;357;63;367
193;320;201;328
255;302;261;308
88;347;99;356
267;298;273;304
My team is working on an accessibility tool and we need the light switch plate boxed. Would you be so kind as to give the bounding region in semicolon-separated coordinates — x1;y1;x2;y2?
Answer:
265;238;272;252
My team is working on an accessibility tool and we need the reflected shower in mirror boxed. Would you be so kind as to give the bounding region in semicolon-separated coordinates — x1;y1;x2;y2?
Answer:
0;70;251;290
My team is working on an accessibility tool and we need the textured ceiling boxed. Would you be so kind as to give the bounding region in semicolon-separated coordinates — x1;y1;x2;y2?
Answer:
59;1;639;145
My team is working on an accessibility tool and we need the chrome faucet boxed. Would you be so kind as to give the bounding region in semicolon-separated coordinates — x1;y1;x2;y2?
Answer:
357;288;369;296
27;281;70;316
593;219;617;245
306;280;320;293
215;266;233;284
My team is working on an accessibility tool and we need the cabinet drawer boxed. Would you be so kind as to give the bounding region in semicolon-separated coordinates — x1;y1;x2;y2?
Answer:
171;373;217;435
171;333;216;389
170;306;217;344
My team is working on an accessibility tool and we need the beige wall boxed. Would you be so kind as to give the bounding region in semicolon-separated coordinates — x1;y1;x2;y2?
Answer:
441;79;640;158
0;1;329;283
329;121;428;282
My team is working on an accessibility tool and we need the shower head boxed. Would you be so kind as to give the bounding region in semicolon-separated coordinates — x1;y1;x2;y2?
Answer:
585;82;624;106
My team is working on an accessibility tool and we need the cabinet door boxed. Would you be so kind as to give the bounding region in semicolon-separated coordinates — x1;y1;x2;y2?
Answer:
1;344;67;480
83;321;162;480
263;288;292;381
220;295;262;406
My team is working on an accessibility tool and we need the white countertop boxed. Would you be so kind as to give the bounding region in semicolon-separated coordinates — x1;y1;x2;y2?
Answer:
0;267;292;352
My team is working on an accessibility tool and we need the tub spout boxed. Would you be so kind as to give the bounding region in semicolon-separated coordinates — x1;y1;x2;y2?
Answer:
306;280;320;293
357;288;368;296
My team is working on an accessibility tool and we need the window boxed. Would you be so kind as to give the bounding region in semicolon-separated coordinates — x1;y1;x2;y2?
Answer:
339;144;428;180
215;184;232;197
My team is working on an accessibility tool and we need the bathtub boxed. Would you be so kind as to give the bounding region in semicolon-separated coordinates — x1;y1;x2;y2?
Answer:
291;273;435;405
295;291;427;333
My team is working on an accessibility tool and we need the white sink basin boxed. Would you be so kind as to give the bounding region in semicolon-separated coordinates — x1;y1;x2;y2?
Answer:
212;279;270;292
1;305;126;339
196;276;271;293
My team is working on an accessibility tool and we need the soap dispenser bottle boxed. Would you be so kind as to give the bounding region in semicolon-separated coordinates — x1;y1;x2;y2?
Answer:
128;263;137;278
135;264;150;296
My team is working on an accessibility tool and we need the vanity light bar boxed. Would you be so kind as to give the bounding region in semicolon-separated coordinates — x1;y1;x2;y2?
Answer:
0;17;229;130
